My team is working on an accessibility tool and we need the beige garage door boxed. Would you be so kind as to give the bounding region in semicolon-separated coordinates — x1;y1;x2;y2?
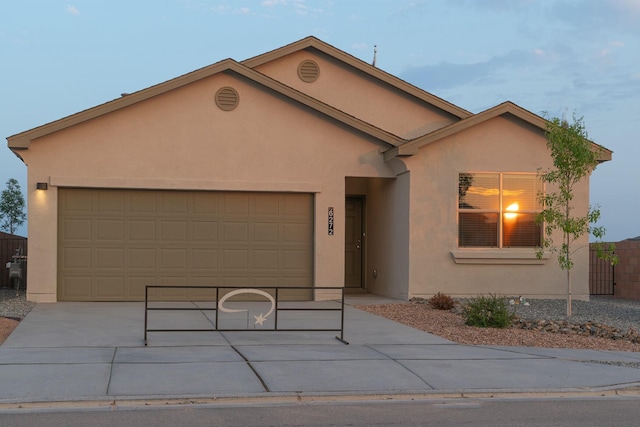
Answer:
58;188;313;301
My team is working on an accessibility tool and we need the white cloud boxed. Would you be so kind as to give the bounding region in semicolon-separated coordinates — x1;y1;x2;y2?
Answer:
261;0;287;6
235;6;251;14
352;43;367;51
66;5;80;16
260;0;316;16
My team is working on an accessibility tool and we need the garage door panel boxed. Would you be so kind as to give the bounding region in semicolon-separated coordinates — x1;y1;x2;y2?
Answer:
129;192;157;213
161;192;189;213
59;276;93;299
96;248;124;268
98;191;125;212
128;276;156;299
192;249;218;269
193;192;219;214
253;249;279;269
59;189;313;301
96;277;125;298
63;219;93;241
253;194;279;215
283;223;311;242
283;194;312;216
223;193;250;215
223;249;249;269
160;221;188;241
161;249;188;269
282;249;312;270
253;222;279;242
63;247;92;269
63;189;94;212
128;248;157;269
192;221;218;240
97;219;124;241
222;222;249;242
129;220;157;241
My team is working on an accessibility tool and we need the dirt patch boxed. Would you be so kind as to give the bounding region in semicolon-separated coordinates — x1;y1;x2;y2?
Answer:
0;317;19;345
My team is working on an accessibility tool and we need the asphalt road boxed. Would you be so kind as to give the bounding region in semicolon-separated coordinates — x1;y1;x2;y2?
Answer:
1;396;640;427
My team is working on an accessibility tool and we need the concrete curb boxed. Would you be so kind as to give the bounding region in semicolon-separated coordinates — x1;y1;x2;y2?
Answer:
2;385;640;412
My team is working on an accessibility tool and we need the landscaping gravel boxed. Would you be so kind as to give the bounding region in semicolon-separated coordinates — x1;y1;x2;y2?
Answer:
512;296;640;334
0;288;35;319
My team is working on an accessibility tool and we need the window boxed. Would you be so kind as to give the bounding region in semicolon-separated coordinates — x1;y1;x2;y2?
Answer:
458;173;542;248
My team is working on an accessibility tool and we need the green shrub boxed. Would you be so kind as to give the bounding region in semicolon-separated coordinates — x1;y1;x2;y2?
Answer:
428;292;456;310
462;294;515;328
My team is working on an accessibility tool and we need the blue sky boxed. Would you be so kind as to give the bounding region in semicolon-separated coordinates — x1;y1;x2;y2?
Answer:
2;0;639;240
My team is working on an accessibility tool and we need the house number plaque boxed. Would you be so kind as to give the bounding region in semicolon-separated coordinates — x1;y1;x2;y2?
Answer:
328;207;334;235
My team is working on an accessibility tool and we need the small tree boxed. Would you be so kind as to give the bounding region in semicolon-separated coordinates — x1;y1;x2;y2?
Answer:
0;178;27;235
536;114;616;316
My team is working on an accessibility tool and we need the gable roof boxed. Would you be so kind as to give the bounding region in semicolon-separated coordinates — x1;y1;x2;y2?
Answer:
383;101;613;162
243;36;472;120
8;57;406;150
7;37;612;164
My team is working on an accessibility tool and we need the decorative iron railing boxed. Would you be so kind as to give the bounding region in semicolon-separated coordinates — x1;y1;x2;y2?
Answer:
144;285;348;345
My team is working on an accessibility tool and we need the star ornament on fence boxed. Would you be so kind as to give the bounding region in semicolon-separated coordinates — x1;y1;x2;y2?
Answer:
253;313;268;326
218;288;276;327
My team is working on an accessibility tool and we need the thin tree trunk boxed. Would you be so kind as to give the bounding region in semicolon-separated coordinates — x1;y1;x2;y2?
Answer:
565;229;572;317
567;266;572;317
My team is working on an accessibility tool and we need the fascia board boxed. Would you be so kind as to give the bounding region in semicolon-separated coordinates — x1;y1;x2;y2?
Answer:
387;102;545;158
8;57;403;151
384;101;613;162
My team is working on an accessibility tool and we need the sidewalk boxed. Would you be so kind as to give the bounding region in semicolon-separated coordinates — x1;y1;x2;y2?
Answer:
1;296;640;406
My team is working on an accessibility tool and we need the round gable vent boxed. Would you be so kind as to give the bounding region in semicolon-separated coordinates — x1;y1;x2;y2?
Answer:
298;60;319;83
215;87;239;111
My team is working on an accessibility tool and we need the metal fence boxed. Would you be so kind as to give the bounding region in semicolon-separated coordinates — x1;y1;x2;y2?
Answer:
144;285;348;345
589;247;615;295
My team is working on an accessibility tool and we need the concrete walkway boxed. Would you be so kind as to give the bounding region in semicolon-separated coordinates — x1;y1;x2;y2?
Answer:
1;296;640;405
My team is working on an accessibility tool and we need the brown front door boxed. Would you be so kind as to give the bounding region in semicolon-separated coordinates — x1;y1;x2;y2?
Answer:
344;197;364;289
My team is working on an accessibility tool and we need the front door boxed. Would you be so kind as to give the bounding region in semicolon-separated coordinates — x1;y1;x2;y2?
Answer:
344;197;364;289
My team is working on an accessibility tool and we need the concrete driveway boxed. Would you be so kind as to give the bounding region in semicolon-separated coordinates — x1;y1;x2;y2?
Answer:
1;296;640;404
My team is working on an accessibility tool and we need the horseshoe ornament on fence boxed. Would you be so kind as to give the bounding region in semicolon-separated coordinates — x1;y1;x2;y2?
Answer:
217;288;276;326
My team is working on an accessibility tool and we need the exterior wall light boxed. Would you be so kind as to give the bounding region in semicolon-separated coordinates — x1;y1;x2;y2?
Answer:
36;182;48;190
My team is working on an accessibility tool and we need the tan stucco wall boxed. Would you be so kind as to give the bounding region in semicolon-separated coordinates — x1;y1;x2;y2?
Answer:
403;115;591;300
21;70;399;302
253;50;457;139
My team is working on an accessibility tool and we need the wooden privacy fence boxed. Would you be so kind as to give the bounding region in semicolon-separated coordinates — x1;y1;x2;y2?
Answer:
1;237;28;288
589;245;615;296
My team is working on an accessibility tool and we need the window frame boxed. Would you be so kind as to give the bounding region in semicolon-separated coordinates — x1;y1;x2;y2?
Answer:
457;172;543;249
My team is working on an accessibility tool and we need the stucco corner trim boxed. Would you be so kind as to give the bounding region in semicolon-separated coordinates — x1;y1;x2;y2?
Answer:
451;249;549;265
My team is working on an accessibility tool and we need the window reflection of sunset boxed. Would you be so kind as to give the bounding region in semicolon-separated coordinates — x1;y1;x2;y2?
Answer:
467;187;499;197
468;188;526;197
504;202;519;220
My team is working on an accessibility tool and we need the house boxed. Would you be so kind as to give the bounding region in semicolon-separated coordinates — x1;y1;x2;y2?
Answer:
6;37;611;303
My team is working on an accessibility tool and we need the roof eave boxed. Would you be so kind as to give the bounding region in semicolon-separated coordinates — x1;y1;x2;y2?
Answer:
8;57;404;151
